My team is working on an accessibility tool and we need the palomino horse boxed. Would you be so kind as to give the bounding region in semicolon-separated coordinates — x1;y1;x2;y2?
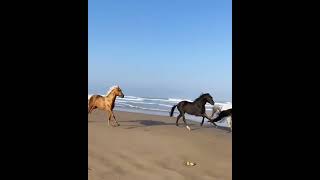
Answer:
169;93;216;131
88;85;124;126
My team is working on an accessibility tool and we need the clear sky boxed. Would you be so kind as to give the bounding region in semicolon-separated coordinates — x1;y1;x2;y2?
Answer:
89;0;232;102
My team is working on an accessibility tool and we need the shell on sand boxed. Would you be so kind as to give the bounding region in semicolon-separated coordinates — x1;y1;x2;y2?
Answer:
185;161;196;166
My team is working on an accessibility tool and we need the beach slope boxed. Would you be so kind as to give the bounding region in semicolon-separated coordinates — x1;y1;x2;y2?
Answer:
88;110;232;180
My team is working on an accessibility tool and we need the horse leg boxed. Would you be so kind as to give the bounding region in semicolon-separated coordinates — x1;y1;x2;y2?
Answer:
107;112;111;126
176;114;182;126
200;117;205;126
105;108;115;126
111;112;120;126
106;110;115;127
88;104;94;114
182;115;190;131
203;114;218;127
110;114;117;126
88;106;95;114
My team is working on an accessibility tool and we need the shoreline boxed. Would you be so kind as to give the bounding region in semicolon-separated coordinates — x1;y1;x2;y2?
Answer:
88;95;232;128
113;108;230;128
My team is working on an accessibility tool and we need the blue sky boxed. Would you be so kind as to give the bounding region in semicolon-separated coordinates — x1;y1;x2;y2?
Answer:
89;0;232;102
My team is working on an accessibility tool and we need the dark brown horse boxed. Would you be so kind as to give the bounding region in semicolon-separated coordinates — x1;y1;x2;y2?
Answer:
169;93;216;131
88;85;124;126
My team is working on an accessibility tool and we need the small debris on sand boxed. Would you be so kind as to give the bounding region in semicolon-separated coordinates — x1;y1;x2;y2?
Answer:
185;161;196;166
186;126;191;131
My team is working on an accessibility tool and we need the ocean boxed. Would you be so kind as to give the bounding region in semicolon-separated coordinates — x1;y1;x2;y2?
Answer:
88;95;232;127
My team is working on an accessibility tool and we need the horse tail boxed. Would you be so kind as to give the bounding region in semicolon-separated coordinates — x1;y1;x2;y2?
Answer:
211;110;230;123
170;105;177;117
210;115;221;123
88;95;97;114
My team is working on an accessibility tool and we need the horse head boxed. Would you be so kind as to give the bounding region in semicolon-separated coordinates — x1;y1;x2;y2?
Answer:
115;86;125;98
106;85;125;98
203;93;215;106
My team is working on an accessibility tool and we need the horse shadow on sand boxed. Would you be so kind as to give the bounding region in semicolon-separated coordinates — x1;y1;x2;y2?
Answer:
118;119;223;131
121;120;231;132
88;117;174;127
118;119;177;129
192;125;231;132
89;113;230;132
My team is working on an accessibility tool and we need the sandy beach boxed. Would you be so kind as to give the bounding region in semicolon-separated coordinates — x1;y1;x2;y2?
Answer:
88;110;232;180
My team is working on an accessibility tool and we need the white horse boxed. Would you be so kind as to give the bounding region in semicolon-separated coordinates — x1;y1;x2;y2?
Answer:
210;106;232;132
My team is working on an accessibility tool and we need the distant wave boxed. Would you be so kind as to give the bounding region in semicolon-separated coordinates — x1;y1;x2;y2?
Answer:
116;100;173;107
158;103;174;107
88;94;231;114
116;103;169;112
119;97;145;101
89;95;229;103
120;97;191;103
116;100;151;104
168;98;192;102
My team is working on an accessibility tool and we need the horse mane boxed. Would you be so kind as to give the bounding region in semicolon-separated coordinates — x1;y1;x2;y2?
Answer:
106;85;119;97
194;93;210;102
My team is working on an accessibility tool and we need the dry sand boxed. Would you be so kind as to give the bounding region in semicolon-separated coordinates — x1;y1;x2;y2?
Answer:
88;110;232;180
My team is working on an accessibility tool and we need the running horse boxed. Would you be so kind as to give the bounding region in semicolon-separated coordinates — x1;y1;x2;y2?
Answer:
169;93;216;131
208;107;232;132
88;85;124;126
